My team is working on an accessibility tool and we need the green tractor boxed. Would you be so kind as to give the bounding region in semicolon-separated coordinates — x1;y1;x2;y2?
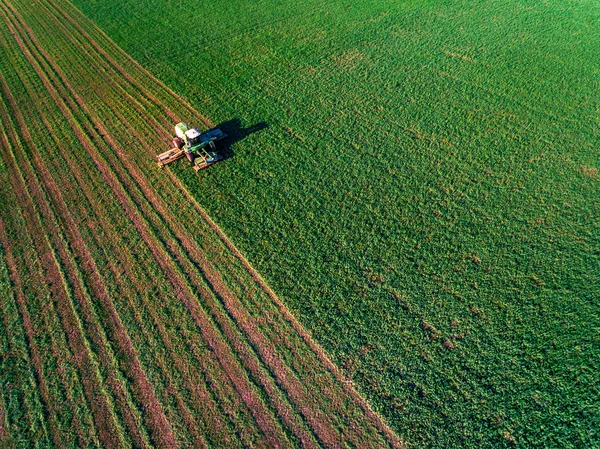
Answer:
157;122;227;171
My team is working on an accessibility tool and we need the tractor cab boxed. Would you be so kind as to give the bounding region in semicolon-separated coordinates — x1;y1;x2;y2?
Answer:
184;128;204;150
157;122;227;171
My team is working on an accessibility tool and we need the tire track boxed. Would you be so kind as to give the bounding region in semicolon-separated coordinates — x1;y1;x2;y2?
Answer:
0;75;117;449
9;0;314;444
20;6;367;444
2;29;218;448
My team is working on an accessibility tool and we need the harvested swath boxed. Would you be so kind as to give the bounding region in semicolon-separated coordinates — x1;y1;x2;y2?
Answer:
28;11;394;442
1;7;290;446
0;69;129;449
3;8;299;447
13;9;393;444
0;27;141;449
0;30;157;449
3;36;216;448
0;7;181;448
34;0;404;442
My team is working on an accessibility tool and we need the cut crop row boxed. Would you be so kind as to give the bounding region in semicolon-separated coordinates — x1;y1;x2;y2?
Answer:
30;4;400;444
3;17;252;445
4;3;326;445
1;3;290;445
0;71;123;448
0;8;168;447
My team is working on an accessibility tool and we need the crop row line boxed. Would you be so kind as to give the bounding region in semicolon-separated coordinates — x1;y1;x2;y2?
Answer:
0;73;116;449
6;13;240;444
3;5;221;446
37;4;403;443
2;0;404;446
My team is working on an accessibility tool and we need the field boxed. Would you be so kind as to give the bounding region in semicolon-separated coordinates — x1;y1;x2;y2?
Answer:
0;0;404;447
1;0;599;448
66;0;600;448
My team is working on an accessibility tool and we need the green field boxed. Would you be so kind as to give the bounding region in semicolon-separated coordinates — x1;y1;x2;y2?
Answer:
71;0;599;447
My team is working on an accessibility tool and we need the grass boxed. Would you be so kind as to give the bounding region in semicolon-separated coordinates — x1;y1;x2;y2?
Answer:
69;0;600;447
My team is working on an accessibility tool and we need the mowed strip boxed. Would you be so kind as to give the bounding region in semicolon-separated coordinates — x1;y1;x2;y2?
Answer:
0;0;404;447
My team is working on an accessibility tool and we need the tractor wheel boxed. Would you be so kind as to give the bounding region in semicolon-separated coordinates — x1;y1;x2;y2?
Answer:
173;137;184;149
185;151;196;164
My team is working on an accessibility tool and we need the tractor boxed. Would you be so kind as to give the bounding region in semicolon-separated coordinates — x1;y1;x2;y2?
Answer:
157;122;227;171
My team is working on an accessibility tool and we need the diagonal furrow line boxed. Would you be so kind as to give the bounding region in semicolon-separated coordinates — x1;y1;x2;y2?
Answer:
0;4;175;448
15;2;353;445
39;7;398;441
1;2;293;446
3;0;406;446
2;24;216;449
6;1;325;446
0;72;125;449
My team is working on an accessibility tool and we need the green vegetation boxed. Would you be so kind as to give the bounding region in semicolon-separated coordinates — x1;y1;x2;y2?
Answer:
71;0;600;447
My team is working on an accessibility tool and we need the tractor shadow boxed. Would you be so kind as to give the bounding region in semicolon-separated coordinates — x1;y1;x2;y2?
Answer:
214;118;269;160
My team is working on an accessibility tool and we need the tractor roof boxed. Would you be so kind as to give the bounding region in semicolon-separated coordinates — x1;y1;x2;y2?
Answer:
185;128;201;139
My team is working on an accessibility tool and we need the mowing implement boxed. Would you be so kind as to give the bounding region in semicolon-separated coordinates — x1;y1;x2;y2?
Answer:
157;122;227;171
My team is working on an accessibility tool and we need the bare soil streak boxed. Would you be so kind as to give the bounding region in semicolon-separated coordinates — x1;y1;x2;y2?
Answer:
9;8;300;448
0;397;7;443
0;74;117;449
31;7;355;444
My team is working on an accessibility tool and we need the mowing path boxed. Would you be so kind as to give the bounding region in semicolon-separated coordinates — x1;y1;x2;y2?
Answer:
0;0;403;447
